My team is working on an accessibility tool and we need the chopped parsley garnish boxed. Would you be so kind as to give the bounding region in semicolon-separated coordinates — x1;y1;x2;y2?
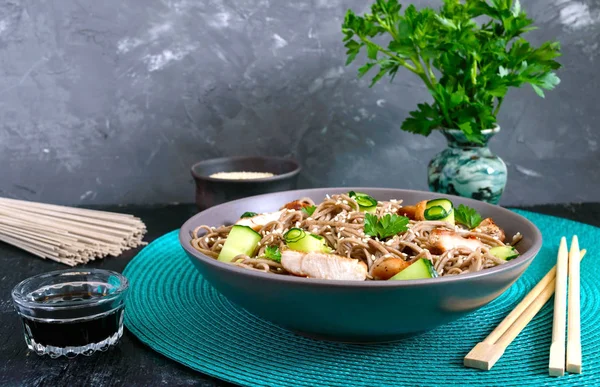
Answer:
454;204;483;229
240;212;258;218
364;213;409;240
301;205;317;217
264;245;282;263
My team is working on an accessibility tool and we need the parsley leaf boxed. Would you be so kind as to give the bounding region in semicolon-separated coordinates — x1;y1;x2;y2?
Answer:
454;204;483;229
302;205;317;217
264;246;282;263
342;0;561;142
364;213;410;240
240;212;257;218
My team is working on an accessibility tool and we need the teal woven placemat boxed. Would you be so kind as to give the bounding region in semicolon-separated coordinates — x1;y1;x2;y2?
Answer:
123;210;599;386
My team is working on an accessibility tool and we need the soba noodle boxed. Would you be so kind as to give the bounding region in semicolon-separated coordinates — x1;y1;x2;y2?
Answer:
190;194;513;279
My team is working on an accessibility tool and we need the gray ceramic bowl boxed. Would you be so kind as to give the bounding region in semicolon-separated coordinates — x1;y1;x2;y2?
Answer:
191;156;301;211
179;188;542;343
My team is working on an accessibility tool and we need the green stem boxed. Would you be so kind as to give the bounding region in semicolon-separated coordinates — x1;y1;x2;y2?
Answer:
373;12;437;92
410;57;435;91
437;102;453;128
493;97;504;116
357;36;418;72
425;60;437;84
417;70;435;90
375;14;399;41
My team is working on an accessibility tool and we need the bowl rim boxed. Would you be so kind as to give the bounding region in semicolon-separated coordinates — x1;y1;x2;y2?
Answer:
179;187;542;288
11;268;129;311
190;156;301;184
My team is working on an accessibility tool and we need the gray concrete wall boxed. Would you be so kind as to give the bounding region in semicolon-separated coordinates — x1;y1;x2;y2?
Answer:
1;0;598;206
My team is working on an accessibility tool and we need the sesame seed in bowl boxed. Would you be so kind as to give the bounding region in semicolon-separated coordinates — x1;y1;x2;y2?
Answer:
209;171;276;180
190;156;301;211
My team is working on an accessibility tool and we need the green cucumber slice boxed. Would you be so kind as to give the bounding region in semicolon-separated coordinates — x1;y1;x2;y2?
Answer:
489;245;519;261
218;225;262;262
424;198;454;225
389;258;438;280
284;228;331;253
348;191;377;213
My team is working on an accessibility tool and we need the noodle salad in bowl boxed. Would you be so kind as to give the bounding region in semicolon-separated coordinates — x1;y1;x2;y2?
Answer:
180;188;541;341
190;192;522;282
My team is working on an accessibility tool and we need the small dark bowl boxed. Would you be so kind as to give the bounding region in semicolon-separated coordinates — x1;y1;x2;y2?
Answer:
190;156;301;211
179;188;543;343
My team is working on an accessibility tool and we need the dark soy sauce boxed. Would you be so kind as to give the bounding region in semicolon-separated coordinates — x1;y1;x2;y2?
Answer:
22;293;123;347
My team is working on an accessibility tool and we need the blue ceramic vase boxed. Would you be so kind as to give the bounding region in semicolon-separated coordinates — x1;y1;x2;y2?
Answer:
427;126;507;205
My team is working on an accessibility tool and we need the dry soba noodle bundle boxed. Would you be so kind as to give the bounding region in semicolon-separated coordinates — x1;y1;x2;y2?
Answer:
0;197;146;266
190;192;522;281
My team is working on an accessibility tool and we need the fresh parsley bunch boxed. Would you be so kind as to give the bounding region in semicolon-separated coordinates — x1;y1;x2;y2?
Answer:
342;0;561;143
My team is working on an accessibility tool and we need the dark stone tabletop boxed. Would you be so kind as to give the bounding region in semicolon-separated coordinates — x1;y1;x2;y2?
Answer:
1;203;599;387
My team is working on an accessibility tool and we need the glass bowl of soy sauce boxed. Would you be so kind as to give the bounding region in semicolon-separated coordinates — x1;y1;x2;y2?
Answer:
11;269;128;358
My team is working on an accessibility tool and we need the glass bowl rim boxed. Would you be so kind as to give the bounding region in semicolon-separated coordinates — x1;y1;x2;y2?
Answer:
11;268;129;311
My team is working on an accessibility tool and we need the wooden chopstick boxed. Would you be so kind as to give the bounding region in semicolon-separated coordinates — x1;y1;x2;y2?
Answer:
549;237;569;376
464;244;587;371
566;236;582;374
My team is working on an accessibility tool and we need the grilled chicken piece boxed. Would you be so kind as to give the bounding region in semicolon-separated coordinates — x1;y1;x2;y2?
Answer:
475;218;505;242
371;257;410;280
281;250;367;281
428;229;486;254
398;200;427;221
398;206;416;219
235;210;284;231
280;200;311;211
